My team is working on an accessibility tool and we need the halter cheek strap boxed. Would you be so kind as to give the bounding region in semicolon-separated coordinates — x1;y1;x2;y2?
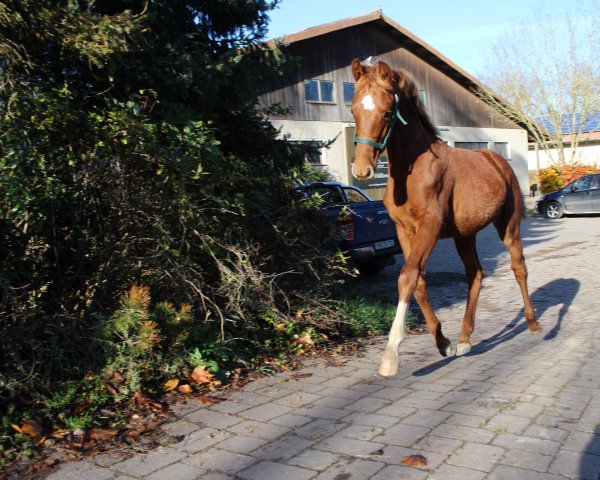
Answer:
353;94;408;151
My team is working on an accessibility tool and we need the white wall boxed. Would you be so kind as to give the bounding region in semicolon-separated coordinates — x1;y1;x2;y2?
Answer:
528;143;600;171
439;126;530;195
272;119;531;195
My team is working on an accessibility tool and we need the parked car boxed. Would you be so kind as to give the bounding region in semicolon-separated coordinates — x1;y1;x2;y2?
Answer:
296;182;401;274
536;173;600;219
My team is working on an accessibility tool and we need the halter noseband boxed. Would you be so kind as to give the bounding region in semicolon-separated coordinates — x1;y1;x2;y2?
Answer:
353;94;408;151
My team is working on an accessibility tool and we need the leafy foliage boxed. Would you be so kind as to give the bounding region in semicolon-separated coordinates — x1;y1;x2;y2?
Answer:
0;0;352;461
538;164;600;193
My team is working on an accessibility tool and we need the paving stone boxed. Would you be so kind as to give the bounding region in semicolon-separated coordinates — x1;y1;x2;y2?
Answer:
172;426;230;451
238;461;317;480
402;409;452;428
428;463;487;480
430;423;496;444
269;413;314;428
341;412;399;429
413;435;463;455
315;458;386;479
45;463;114;480
371;464;429;480
548;449;600;479
522;424;569;443
227;420;290;440
182;448;256;474
146;462;205;480
445;413;487;428
294;418;347;440
288;449;341;471
316;435;385;457
492;432;561;455
184;408;242;429
485;412;532;434
112;446;187;477
499;449;553;472
251;434;314;461
488;465;573;480
375;424;430;447
336;423;385;441
214;434;269;454
446;442;505;472
239;402;293;422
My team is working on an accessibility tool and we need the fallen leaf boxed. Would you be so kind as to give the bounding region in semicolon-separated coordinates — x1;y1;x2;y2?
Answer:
133;391;150;408
400;454;428;468
197;395;223;405
288;372;313;381
189;365;215;385
163;378;179;392
177;384;193;394
89;428;119;441
20;420;44;442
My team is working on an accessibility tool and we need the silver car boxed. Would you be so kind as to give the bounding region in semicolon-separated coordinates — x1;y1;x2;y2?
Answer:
536;173;600;219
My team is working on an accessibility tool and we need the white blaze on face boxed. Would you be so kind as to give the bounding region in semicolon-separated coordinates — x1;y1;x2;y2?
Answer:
361;94;376;111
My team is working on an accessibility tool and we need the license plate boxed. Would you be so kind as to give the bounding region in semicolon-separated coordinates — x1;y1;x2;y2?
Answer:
374;239;395;250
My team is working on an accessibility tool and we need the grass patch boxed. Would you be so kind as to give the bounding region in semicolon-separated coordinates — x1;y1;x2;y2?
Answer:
338;298;418;336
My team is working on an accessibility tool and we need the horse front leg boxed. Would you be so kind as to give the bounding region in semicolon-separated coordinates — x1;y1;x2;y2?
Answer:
380;221;440;377
395;227;452;358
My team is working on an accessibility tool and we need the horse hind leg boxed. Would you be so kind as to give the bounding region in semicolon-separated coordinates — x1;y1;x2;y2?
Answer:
454;235;484;356
494;217;541;334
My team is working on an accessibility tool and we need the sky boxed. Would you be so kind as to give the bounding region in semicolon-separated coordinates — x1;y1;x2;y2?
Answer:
266;0;570;78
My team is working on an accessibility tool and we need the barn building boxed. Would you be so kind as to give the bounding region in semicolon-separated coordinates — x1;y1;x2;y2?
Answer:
258;10;531;199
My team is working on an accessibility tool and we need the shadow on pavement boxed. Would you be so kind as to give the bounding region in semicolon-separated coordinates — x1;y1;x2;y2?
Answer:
412;278;580;377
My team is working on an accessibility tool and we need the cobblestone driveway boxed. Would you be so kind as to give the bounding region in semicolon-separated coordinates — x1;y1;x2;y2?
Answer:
46;215;600;479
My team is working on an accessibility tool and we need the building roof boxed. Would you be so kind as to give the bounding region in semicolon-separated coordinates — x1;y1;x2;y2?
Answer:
540;112;600;135
269;9;491;100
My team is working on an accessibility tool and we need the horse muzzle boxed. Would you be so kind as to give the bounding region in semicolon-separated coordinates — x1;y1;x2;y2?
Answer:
351;163;375;180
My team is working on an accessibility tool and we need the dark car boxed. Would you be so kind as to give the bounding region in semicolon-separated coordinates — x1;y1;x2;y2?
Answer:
536;173;600;219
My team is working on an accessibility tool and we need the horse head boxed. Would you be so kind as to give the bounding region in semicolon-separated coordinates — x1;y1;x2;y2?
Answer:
350;59;404;180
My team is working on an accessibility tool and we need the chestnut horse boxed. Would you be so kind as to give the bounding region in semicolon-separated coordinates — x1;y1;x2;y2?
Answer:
350;59;542;377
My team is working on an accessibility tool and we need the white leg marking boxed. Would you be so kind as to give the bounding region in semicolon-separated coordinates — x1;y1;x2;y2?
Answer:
361;94;376;111
379;301;407;377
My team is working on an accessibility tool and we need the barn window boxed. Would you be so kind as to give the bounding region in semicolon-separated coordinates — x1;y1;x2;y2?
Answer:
343;82;355;104
304;79;336;103
288;140;327;165
454;142;489;150
493;142;510;159
418;89;427;108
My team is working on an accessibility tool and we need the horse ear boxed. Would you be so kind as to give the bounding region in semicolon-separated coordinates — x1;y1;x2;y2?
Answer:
352;58;367;80
375;61;393;81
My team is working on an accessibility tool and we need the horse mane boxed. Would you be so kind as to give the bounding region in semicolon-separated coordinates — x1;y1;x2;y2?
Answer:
357;65;439;137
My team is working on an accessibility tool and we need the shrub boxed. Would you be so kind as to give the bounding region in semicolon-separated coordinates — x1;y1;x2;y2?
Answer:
538;164;600;194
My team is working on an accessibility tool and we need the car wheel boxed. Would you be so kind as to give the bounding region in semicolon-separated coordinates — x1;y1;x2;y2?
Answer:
545;201;564;219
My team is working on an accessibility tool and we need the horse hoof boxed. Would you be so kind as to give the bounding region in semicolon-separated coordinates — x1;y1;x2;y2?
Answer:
529;322;542;335
379;359;399;377
456;343;471;356
440;343;455;357
379;349;399;377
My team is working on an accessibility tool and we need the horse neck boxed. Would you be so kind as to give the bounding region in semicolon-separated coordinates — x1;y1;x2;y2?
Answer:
386;114;438;173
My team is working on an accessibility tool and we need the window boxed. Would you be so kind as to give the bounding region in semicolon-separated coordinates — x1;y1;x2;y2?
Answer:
343;187;370;203
304;79;335;103
418;89;427;108
454;142;489;150
289;140;326;165
343;82;355;104
573;176;593;191
493;142;510;159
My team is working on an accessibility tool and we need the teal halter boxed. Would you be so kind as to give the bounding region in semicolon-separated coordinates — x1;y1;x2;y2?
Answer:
353;94;408;151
